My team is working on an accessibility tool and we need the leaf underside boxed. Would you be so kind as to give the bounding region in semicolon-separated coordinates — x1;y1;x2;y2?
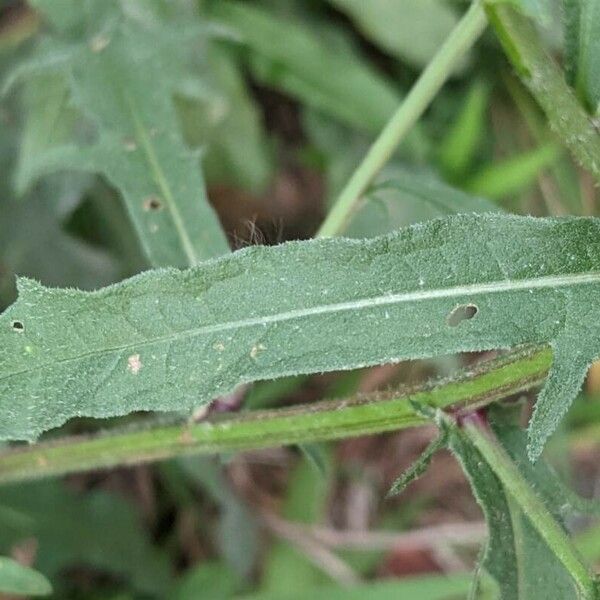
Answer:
1;214;599;459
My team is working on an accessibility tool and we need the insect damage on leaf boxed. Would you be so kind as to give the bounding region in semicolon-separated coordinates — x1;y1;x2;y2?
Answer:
1;213;599;458
11;1;230;268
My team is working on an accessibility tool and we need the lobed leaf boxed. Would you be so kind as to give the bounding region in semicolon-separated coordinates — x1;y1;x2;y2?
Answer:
15;0;229;268
1;214;600;460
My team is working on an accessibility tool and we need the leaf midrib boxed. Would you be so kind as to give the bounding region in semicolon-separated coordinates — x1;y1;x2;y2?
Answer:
125;92;201;266
3;270;599;383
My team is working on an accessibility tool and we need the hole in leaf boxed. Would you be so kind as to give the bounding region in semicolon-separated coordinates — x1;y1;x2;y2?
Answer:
143;196;163;211
447;304;478;327
11;320;24;332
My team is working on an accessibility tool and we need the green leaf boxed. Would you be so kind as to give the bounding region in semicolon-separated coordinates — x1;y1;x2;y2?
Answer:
574;0;600;112
0;480;171;595
261;454;331;593
14;73;81;195
177;45;272;193
449;426;579;599
0;192;120;305
243;573;478;600
209;1;410;136
16;0;229;268
0;557;52;597
486;4;600;183
387;430;447;497
465;143;560;199
1;214;600;459
327;0;464;70
563;0;581;86
173;561;239;600
438;80;490;179
177;457;260;578
346;167;500;238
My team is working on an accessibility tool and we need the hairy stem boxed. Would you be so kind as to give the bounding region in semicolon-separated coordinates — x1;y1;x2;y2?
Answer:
463;418;596;599
316;0;487;237
0;347;550;484
487;4;600;183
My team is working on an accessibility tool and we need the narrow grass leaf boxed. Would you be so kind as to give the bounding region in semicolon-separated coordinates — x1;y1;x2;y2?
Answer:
438;81;489;179
466;143;560;199
1;214;600;460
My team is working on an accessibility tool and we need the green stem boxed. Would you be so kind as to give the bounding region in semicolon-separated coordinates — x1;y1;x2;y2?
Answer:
316;0;487;237
463;418;596;599
0;347;550;485
487;4;600;184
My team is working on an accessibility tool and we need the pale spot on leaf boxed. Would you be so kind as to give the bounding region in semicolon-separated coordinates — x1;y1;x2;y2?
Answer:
90;34;110;53
250;344;266;358
127;354;142;374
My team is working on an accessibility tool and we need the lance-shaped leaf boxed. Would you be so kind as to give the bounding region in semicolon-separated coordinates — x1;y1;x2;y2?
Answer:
15;1;229;267
1;214;599;459
0;557;51;597
449;424;581;599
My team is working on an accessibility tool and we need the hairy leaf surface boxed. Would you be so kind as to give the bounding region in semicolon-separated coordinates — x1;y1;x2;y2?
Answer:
1;214;600;458
450;424;579;599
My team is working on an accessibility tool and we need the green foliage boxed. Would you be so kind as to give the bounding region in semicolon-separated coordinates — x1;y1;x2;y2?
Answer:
12;0;229;267
565;0;600;112
449;423;581;599
243;573;477;600
210;1;408;135
327;0;463;70
387;431;447;497
346;169;499;238
0;557;52;597
438;80;489;180
466;143;560;199
172;561;239;600
0;481;171;595
2;214;599;460
260;455;331;593
2;1;600;598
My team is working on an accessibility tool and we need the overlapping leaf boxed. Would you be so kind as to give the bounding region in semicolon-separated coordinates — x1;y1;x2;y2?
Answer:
0;481;171;595
12;0;229;268
0;557;51;597
1;214;600;459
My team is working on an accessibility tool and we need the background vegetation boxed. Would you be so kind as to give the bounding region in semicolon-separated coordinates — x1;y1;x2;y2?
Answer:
1;0;600;598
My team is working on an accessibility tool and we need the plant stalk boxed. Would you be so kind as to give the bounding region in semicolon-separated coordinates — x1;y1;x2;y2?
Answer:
487;4;600;184
316;0;487;237
463;418;596;599
0;347;550;485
